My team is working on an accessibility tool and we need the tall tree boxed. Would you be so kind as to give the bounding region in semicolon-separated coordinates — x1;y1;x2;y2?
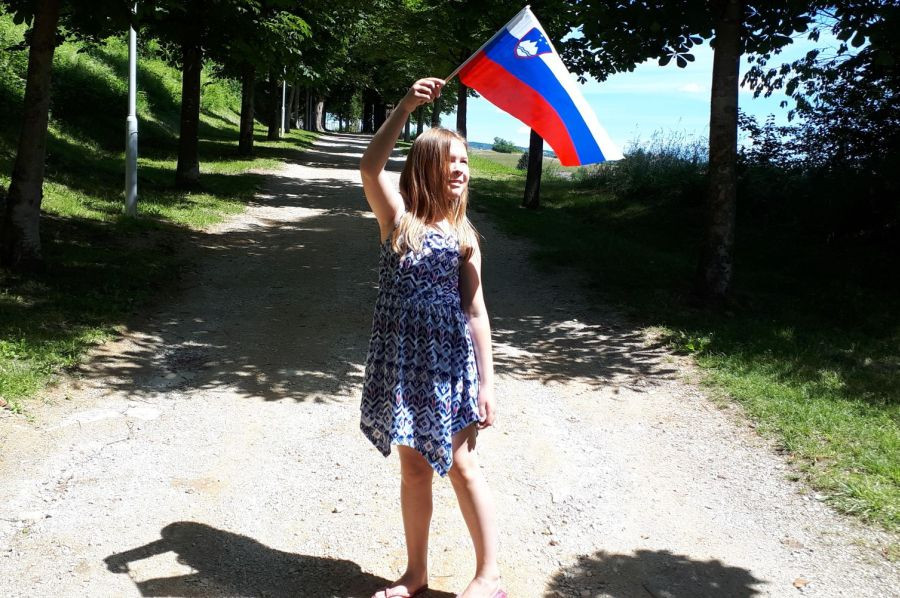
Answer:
0;0;131;270
522;130;544;209
746;1;899;241
565;1;816;306
138;1;224;188
210;3;310;155
237;64;256;155
0;0;61;270
139;0;308;185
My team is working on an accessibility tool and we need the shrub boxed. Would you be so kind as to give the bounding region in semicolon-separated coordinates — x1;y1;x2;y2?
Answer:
516;151;528;170
578;130;708;203
492;137;518;153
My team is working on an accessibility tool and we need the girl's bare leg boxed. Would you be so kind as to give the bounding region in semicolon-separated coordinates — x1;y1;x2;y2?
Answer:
448;425;501;597
373;445;433;598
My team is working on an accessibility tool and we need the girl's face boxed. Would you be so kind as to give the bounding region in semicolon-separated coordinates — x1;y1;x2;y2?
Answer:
447;139;469;201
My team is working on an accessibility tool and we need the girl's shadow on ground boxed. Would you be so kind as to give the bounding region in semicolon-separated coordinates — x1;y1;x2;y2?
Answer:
104;521;454;598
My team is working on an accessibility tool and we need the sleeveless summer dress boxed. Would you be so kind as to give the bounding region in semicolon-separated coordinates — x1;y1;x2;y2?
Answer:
360;226;480;476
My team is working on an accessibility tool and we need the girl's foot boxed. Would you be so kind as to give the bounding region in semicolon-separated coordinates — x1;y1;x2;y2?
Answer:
457;574;503;598
372;571;429;598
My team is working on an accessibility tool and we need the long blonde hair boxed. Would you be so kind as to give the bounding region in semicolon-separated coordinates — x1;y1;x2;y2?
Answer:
392;127;479;260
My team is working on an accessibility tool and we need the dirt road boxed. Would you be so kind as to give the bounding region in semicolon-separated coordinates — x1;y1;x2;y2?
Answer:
0;133;896;597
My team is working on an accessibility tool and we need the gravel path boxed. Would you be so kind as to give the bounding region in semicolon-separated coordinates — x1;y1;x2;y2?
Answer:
0;133;896;598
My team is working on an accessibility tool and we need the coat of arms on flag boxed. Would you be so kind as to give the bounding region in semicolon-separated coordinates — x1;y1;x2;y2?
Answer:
515;28;552;58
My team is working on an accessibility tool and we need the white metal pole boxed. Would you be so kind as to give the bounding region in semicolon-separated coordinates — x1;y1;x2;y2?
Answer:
281;79;287;137
124;9;138;216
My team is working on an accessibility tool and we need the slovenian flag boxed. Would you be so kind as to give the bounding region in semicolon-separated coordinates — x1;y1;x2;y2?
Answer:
453;6;622;166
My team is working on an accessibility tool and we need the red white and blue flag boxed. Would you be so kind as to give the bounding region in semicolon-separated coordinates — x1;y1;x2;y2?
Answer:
453;6;622;166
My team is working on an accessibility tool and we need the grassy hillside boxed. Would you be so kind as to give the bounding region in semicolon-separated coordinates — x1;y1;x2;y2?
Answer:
0;14;316;411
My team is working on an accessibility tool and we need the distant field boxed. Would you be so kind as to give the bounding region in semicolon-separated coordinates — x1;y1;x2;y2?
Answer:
470;148;578;177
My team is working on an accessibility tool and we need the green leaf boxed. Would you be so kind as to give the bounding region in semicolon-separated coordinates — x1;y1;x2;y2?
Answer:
785;79;798;96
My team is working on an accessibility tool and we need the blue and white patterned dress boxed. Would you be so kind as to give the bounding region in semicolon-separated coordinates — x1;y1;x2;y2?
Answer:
360;226;480;476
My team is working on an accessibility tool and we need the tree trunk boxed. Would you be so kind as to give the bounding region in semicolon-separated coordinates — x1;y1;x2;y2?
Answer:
373;101;387;131
0;0;61;270
416;105;424;137
403;115;411;142
456;81;468;138
362;100;373;133
238;64;255;156
285;84;295;133
523;129;544;209
696;0;741;306
175;39;203;189
314;96;325;132
267;77;280;140
291;82;300;128
430;96;441;128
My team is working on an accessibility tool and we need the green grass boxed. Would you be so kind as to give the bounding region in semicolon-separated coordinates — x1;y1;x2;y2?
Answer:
469;153;900;534
470;148;577;179
0;15;317;411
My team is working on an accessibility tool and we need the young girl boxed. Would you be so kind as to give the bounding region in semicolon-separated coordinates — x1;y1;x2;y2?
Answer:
359;78;506;598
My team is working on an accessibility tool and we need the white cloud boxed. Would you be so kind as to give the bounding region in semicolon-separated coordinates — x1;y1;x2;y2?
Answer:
678;83;704;94
516;125;530;134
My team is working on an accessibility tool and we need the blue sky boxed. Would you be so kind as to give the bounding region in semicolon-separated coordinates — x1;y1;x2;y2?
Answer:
449;35;828;151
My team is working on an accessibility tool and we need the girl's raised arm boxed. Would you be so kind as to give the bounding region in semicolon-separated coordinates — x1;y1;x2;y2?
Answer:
360;78;443;238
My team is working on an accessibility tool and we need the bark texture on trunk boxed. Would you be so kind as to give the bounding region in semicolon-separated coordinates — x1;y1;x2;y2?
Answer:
696;0;742;306
175;40;203;188
304;90;311;131
314;96;325;132
291;82;300;128
523;129;544;209
373;101;387;131
362;99;373;133
456;81;467;138
267;77;280;140
285;84;295;133
238;65;255;156
430;96;441;128
1;0;61;270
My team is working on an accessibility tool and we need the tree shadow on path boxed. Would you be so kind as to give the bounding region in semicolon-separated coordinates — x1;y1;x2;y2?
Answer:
104;521;454;598
546;549;764;597
70;133;675;406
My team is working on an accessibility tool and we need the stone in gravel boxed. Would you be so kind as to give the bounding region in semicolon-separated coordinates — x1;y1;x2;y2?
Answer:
124;406;161;420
